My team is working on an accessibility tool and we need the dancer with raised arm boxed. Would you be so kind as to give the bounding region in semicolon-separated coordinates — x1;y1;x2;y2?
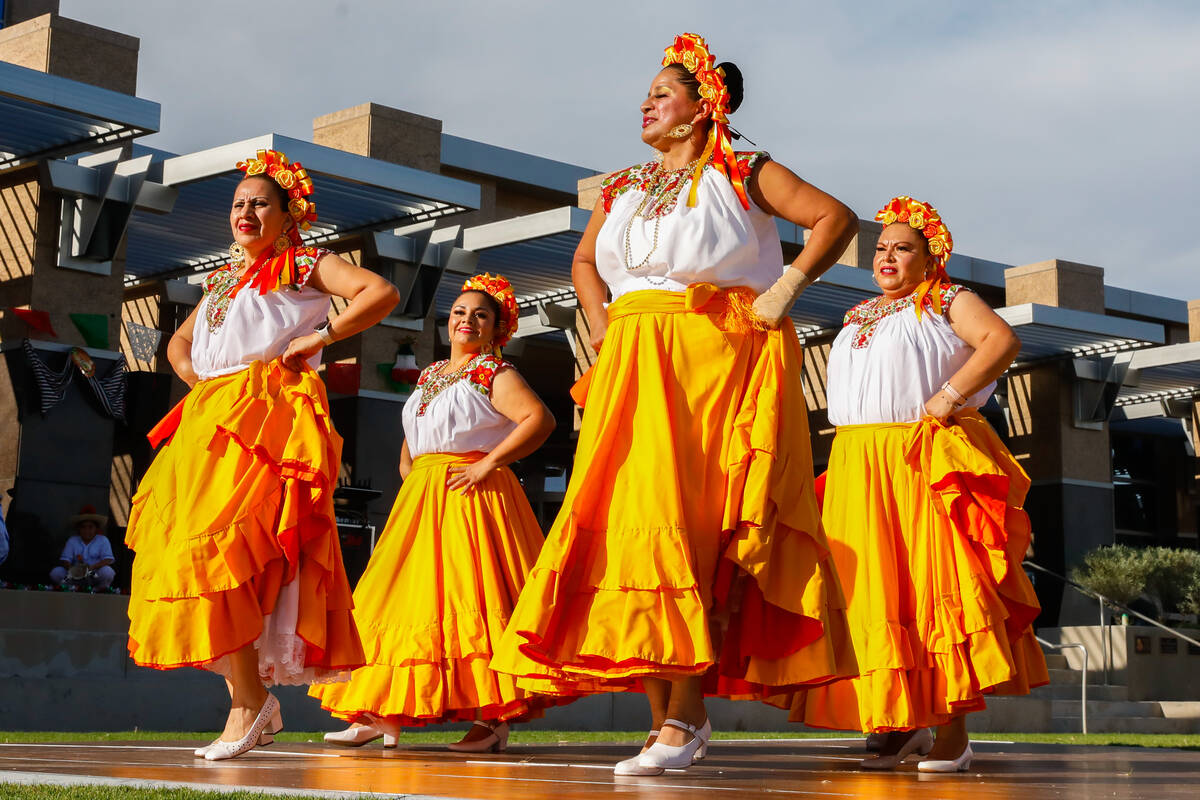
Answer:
126;149;399;761
493;33;858;776
788;196;1048;771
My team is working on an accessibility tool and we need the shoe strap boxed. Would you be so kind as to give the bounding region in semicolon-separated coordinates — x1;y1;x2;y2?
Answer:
661;718;697;735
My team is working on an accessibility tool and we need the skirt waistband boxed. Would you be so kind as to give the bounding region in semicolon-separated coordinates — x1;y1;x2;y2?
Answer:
411;452;486;470
835;408;986;435
607;284;769;333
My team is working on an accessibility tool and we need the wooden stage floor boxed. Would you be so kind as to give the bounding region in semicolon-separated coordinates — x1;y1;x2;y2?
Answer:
2;738;1198;799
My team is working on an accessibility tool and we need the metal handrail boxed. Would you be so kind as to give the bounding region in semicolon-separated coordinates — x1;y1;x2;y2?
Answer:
1036;635;1088;734
1023;560;1200;649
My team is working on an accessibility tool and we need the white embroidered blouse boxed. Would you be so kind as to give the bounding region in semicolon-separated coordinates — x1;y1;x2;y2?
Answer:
826;283;995;426
190;247;332;380
402;354;517;458
594;152;786;299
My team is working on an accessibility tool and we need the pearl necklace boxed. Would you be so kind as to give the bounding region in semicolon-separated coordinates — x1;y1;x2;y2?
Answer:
622;157;701;272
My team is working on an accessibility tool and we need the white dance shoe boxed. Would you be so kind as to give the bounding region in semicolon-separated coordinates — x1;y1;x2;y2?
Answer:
447;721;509;753
194;701;282;758
859;728;933;770
323;723;398;748
615;718;710;776
204;693;281;761
613;730;660;776
918;743;973;772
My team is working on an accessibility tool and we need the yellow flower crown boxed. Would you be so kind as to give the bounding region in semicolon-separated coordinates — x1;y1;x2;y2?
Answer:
236;149;318;246
875;195;953;273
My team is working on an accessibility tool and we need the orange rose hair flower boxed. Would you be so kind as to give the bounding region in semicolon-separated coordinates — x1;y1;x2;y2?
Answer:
237;149;318;247
875;196;954;319
461;273;519;350
662;33;750;211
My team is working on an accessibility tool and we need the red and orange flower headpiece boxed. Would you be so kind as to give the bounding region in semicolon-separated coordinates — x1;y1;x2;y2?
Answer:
461;273;519;351
237;149;318;247
875;196;954;319
662;33;750;211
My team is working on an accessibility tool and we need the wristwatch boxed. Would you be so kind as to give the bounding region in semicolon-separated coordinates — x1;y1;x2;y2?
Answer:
315;320;335;345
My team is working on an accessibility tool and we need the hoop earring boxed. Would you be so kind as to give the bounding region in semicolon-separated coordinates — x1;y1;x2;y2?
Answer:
668;123;693;139
273;234;291;255
229;242;246;263
871;273;880;288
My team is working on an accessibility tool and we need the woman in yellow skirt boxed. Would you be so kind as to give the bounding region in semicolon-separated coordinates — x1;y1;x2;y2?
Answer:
311;274;562;752
787;196;1048;771
126;149;399;760
491;33;859;776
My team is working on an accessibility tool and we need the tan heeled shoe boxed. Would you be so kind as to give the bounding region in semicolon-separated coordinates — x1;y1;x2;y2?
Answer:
447;721;509;753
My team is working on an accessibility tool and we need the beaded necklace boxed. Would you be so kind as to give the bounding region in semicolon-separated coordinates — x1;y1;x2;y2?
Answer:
622;157;701;272
415;353;484;416
203;262;254;334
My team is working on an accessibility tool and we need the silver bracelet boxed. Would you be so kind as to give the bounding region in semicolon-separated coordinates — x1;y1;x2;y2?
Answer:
315;320;335;345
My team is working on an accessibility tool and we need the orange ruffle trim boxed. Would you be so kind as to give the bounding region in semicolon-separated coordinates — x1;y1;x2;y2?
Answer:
490;286;856;698
787;411;1048;731
125;361;363;679
310;453;575;726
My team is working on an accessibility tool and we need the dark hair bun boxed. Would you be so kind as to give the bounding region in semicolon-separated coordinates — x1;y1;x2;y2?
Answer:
718;61;744;113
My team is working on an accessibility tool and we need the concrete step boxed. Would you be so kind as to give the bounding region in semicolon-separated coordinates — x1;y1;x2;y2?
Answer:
1047;668;1082;685
1030;683;1129;701
1052;699;1164;718
1051;716;1200;734
1159;701;1200;719
1042;653;1069;670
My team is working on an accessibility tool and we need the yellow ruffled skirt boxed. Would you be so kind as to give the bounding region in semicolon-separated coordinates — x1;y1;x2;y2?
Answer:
490;285;855;698
125;360;364;684
310;452;570;725
788;410;1049;731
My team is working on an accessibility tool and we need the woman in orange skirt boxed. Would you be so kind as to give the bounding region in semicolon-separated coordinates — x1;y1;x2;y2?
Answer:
126;149;399;760
787;197;1048;771
491;33;859;775
311;274;562;752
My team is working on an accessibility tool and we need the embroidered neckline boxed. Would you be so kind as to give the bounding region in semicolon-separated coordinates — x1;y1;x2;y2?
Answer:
414;354;506;416
844;284;962;349
600;151;769;219
201;247;325;335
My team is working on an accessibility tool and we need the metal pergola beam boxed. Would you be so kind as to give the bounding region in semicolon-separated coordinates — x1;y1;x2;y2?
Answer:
0;60;161;171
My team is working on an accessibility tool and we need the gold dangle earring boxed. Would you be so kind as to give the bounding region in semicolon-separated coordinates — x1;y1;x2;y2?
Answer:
668;123;694;139
273;233;291;255
229;242;247;263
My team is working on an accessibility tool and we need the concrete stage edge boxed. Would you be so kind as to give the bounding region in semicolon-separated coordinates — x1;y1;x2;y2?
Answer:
2;738;1199;799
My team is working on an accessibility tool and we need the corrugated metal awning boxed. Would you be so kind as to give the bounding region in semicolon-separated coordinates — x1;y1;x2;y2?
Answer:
0;60;160;171
122;134;480;282
1116;341;1200;406
997;303;1164;363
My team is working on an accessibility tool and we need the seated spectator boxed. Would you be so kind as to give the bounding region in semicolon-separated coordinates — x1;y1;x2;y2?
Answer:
49;506;115;589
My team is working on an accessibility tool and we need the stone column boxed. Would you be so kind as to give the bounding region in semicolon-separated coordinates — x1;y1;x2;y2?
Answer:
1004;259;1114;624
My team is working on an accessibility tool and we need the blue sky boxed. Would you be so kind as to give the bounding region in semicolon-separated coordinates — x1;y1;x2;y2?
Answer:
62;0;1199;300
